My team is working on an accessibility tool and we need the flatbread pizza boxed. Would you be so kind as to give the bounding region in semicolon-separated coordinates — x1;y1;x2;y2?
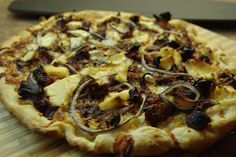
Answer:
1;10;236;156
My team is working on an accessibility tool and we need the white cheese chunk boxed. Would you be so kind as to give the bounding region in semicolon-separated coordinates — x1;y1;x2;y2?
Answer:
185;60;216;79
43;65;69;78
21;51;36;62
37;32;57;48
44;74;81;107
98;90;130;110
80;52;132;84
70;37;84;49
67;21;83;30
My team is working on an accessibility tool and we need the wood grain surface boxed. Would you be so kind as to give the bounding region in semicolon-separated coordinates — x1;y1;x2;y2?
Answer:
0;0;236;157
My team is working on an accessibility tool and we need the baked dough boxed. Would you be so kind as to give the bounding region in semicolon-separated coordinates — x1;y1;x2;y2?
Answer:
0;10;236;156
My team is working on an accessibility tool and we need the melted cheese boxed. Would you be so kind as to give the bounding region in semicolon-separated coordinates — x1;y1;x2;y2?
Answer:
43;65;69;78
37;32;57;48
70;37;84;49
185;60;216;79
159;47;182;65
21;51;36;62
98;89;130;110
44;74;81;106
80;52;132;84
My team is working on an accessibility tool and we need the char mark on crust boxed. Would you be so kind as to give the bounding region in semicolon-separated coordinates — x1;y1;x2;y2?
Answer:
114;134;134;157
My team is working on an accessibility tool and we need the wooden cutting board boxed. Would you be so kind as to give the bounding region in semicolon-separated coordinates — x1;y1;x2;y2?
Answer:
1;21;236;157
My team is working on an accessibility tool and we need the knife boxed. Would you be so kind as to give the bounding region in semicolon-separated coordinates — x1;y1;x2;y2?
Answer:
9;0;236;22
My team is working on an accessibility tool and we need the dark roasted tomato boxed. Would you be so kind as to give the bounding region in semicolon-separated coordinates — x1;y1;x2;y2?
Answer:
18;74;58;119
83;81;109;100
129;15;140;23
159;12;172;21
75;46;90;60
125;43;141;61
185;110;211;130
106;113;121;127
181;45;195;62
18;81;43;103
193;78;215;97
153;56;162;68
144;99;173;126
153;12;172;22
168;40;180;49
32;66;53;87
38;47;53;64
129;88;141;104
43;105;59;119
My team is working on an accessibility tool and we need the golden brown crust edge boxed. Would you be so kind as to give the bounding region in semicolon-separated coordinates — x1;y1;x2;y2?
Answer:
0;10;236;156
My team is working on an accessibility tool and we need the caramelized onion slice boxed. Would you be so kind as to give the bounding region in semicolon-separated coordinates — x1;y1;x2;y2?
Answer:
62;63;78;74
141;53;190;76
159;81;200;110
69;80;146;134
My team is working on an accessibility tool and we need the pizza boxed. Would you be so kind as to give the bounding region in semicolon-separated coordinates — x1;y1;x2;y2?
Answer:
0;10;236;156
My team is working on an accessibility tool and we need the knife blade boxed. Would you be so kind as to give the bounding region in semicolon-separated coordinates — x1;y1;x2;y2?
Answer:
8;0;236;22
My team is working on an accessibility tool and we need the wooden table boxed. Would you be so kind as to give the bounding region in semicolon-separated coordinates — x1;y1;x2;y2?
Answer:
0;0;236;157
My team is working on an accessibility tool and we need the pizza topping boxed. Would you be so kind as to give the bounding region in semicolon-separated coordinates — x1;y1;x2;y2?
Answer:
181;45;195;62
37;32;57;48
218;72;236;89
37;47;53;64
84;81;109;100
141;53;189;76
193;78;215;97
185;110;211;130
129;15;140;24
18;74;58;119
106;113;121;127
129;88;142;104
125;43;141;61
44;74;81;106
32;66;53;87
153;56;162;68
43;65;69;78
69;78;147;133
144;96;173;126
98;89;130;110
18;80;43;103
159;81;200;110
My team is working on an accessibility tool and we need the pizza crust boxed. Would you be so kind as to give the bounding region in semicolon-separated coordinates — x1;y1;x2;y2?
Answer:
1;10;236;156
